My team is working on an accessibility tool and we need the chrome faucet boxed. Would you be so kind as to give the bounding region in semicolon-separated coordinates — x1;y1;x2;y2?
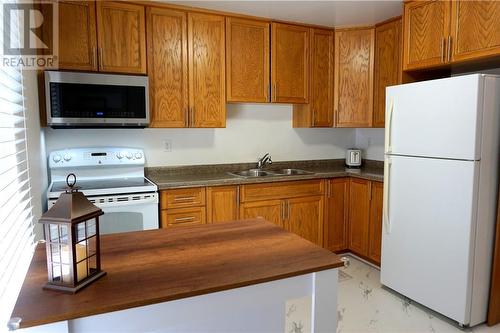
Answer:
257;153;272;169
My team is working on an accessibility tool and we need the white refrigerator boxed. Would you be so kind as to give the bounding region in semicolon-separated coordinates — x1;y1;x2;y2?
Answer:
380;74;500;327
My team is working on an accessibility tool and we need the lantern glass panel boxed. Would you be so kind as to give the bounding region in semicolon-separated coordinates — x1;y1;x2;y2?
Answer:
49;224;59;242
87;218;96;237
88;255;97;274
60;244;71;264
61;264;71;283
76;222;86;242
76;259;88;282
52;263;61;281
60;225;69;244
87;236;96;256
50;244;60;263
76;240;87;262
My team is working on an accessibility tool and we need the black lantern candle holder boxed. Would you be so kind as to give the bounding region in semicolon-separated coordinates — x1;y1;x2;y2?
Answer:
39;174;106;293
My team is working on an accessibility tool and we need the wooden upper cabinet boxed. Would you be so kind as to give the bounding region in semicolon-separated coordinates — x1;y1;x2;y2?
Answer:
293;28;334;128
348;178;371;256
188;13;226;128
207;186;239;223
146;7;188;128
57;1;97;71
324;178;349;252
450;1;500;63
403;0;450;70
368;181;383;265
96;1;147;74
286;196;324;247
226;18;270;103
271;23;309;103
334;27;375;128
373;18;402;128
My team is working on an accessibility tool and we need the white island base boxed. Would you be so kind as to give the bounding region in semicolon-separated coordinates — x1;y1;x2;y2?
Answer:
18;269;338;333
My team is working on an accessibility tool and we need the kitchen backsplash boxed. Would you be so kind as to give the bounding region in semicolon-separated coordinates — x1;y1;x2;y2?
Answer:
44;103;358;167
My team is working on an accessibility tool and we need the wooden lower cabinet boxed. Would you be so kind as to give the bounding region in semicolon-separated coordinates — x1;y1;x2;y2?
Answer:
286;196;324;246
368;181;383;265
348;178;372;256
324;178;349;252
207;186;239;223
240;200;283;228
348;179;383;264
161;206;206;227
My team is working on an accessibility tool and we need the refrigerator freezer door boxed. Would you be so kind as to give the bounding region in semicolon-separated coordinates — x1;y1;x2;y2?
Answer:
385;74;483;160
381;155;479;325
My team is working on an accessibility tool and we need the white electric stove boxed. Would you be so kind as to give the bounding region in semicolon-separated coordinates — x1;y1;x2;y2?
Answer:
47;147;159;234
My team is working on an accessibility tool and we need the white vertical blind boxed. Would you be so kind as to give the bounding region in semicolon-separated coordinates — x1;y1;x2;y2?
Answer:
0;0;36;329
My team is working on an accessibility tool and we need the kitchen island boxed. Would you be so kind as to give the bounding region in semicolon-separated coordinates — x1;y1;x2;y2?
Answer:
12;219;343;333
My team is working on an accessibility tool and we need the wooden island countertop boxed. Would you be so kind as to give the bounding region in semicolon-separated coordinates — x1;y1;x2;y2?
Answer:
12;219;343;329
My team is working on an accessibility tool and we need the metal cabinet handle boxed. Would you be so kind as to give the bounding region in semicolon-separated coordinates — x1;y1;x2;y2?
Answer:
440;37;445;63
447;35;452;62
91;47;97;68
174;216;195;223
99;47;104;69
173;196;196;201
236;186;240;207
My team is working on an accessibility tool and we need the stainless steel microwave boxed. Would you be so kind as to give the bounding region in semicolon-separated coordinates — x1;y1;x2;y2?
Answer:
45;71;149;128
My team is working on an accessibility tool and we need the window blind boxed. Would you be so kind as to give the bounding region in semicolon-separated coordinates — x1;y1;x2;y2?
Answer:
0;0;36;329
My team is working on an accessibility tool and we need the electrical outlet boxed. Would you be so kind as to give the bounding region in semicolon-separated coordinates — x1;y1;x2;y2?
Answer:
164;140;172;152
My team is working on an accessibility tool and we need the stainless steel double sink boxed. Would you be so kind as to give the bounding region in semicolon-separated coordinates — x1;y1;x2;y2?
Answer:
228;168;315;178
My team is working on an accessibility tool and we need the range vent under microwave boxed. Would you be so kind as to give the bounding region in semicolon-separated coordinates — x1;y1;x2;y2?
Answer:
45;71;149;128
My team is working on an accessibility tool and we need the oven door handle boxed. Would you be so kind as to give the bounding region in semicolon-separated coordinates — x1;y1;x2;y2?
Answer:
89;196;158;208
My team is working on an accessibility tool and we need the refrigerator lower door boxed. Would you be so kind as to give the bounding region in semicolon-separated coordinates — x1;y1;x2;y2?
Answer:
385;74;483;160
381;155;479;325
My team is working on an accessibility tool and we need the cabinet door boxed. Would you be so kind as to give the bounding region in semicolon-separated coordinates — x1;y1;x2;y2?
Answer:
207;186;239;224
286;196;324;246
334;28;375;128
403;0;450;70
188;13;226;128
324;178;349;252
450;1;500;63
96;1;146;74
271;23;309;103
57;1;97;71
226;18;270;103
240;200;283;228
374;18;401;128
348;178;371;256
293;28;333;127
368;181;383;265
146;7;188;128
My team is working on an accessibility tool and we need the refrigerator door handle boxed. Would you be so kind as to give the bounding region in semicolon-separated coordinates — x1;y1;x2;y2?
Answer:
385;98;394;154
383;157;392;234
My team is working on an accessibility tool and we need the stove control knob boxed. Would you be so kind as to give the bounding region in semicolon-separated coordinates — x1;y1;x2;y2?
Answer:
53;154;62;163
135;152;142;159
126;152;133;159
63;154;72;162
116;152;124;159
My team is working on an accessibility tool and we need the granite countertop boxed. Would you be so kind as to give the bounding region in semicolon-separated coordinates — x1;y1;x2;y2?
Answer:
146;159;384;190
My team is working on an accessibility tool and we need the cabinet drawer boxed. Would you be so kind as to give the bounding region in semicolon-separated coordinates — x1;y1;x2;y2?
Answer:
161;207;206;227
240;180;324;202
161;187;206;209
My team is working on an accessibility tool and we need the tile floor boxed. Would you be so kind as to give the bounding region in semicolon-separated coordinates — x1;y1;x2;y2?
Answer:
337;256;500;333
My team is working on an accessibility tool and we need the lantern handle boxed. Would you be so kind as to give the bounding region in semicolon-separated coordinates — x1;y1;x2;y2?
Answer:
66;173;77;189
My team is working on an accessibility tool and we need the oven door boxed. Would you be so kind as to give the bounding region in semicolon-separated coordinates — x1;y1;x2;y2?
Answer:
88;193;159;235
